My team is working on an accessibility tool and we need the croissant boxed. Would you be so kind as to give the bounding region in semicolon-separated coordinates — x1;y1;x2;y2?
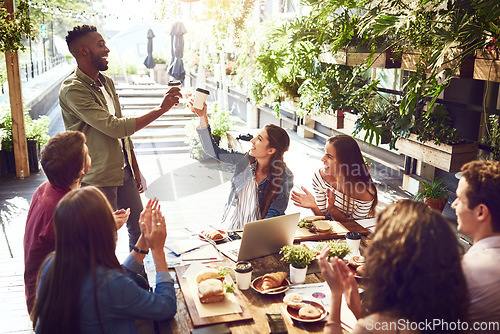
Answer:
261;271;287;290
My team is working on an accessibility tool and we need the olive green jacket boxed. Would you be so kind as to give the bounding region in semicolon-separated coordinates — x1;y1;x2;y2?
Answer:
59;67;136;187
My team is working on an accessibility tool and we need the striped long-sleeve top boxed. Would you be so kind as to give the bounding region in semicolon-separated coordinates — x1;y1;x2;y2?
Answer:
312;170;373;220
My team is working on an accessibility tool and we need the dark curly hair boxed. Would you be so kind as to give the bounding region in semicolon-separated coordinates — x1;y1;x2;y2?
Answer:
363;200;468;333
461;160;500;232
65;25;97;49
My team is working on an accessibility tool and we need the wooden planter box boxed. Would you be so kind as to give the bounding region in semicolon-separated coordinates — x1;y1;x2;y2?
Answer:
402;50;474;78
319;47;400;69
3;139;41;174
311;111;345;129
473;50;500;82
395;134;478;172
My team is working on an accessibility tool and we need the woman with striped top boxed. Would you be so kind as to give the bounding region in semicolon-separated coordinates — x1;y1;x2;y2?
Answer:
291;135;377;220
190;101;293;229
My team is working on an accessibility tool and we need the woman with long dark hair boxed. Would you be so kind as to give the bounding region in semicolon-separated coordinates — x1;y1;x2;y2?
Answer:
190;102;293;229
319;200;468;334
31;187;176;334
291;135;377;220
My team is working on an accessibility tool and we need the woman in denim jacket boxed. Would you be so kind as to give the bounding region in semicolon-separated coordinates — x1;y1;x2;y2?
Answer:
190;101;294;229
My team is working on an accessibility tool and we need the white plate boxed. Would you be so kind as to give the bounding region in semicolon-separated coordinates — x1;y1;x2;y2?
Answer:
286;300;327;322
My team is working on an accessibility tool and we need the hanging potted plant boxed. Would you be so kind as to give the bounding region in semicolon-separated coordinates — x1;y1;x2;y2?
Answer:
280;244;316;284
414;177;449;213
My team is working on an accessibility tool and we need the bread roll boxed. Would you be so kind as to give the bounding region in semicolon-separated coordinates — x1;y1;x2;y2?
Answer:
348;255;366;269
298;304;321;319
198;279;225;304
283;293;305;310
261;271;287;290
196;268;221;284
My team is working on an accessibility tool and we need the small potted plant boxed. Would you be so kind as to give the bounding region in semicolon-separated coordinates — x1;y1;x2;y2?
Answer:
414;177;449;213
280;244;316;284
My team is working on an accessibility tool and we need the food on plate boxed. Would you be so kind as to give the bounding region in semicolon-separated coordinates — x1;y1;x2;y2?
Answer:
318;240;351;259
202;229;224;241
298;304;322;319
348;255;366;269
356;264;366;277
298;216;325;229
196;268;225;284
198;279;225;304
283;293;305;310
312;220;332;233
261;271;287;290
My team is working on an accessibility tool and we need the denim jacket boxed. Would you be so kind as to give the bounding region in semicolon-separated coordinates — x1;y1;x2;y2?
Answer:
197;126;294;224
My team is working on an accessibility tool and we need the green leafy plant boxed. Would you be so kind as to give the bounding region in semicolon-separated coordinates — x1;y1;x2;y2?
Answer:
0;0;32;53
414;178;449;202
184;103;234;159
483;115;500;160
0;104;50;152
280;244;316;269
319;240;351;260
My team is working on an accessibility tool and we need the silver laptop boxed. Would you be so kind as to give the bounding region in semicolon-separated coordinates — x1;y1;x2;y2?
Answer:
217;213;300;262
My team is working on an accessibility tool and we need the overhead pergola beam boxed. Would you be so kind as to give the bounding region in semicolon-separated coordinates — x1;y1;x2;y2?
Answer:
4;0;30;178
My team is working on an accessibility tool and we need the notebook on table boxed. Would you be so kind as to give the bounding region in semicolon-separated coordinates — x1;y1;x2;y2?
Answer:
216;213;300;262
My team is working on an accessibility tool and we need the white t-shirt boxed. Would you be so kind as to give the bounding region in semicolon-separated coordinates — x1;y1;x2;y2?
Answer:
462;235;500;324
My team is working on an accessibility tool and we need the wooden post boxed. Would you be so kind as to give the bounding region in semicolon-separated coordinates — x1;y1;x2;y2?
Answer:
4;0;30;178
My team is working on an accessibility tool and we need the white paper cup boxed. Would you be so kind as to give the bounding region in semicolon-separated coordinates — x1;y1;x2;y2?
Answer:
193;88;210;109
235;261;253;290
346;231;361;256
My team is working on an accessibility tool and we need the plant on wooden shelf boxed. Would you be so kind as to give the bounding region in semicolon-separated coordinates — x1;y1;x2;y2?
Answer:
414;178;449;213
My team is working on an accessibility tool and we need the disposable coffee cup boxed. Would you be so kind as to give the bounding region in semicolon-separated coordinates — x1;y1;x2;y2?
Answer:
346;232;361;256
193;88;210;110
234;261;253;290
167;80;181;90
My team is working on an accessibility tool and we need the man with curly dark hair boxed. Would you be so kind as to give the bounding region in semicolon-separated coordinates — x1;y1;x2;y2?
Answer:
452;160;500;327
60;25;182;251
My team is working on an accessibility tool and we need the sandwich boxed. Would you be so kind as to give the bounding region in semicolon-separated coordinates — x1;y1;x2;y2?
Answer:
202;229;224;241
196;268;225;284
198;279;225;304
312;220;332;233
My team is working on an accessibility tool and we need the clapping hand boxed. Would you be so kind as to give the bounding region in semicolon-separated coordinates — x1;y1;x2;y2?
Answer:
113;208;130;230
139;199;167;251
291;186;316;209
318;246;363;319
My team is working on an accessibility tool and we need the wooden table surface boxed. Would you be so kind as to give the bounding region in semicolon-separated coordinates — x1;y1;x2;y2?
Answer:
161;254;327;334
155;219;370;333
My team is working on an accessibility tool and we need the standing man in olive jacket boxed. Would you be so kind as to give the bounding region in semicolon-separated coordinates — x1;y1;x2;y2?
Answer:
60;25;181;250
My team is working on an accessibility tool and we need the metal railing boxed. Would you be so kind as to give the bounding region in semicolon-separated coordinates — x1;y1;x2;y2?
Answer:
19;54;66;81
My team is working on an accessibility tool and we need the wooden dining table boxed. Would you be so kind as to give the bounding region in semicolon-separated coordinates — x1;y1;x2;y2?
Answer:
152;219;370;334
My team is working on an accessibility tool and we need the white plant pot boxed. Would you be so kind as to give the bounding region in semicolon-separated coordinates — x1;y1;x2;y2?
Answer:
289;264;307;284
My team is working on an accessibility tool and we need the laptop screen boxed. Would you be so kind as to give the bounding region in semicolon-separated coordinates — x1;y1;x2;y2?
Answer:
217;213;300;261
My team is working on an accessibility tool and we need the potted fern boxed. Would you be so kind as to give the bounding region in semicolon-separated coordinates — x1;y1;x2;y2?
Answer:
280;244;316;284
414;178;449;213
